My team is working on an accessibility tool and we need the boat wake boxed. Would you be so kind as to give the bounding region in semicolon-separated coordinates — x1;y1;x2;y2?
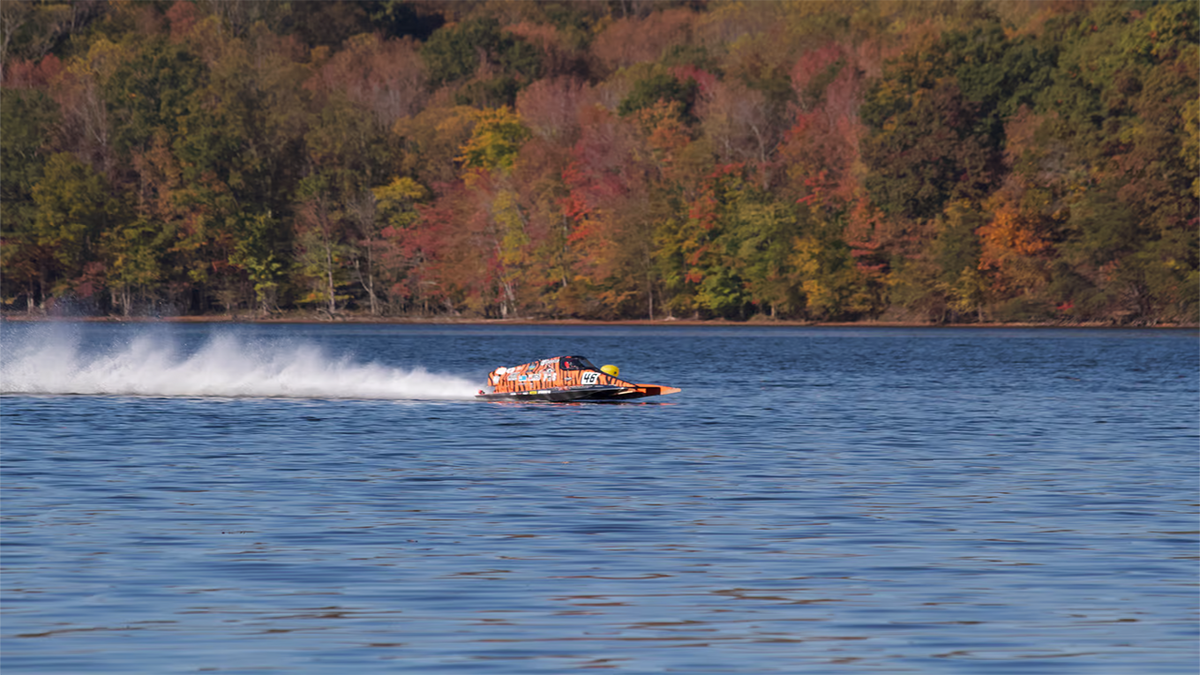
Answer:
0;328;478;400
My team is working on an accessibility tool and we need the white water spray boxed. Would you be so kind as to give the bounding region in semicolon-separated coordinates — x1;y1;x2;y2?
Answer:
0;328;478;400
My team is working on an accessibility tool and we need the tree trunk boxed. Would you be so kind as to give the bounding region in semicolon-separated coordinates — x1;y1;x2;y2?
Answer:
500;279;516;318
365;248;379;315
325;242;336;316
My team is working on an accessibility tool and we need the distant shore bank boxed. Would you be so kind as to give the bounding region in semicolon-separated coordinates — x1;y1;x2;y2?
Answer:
2;312;1194;330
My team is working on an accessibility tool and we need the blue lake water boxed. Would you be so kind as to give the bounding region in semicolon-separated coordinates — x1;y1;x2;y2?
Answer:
1;322;1197;674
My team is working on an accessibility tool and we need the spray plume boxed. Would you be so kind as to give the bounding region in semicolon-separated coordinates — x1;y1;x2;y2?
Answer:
0;328;478;400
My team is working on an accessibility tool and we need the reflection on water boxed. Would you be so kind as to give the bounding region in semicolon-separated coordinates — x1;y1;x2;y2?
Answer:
1;323;1197;674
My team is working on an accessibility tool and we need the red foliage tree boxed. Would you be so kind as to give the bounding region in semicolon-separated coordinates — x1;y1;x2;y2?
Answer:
591;8;695;71
307;34;425;128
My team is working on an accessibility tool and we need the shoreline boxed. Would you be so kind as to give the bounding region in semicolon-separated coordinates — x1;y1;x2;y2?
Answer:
2;312;1195;330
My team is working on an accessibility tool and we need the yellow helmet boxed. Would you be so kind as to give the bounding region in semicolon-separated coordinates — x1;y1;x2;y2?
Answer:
600;364;620;377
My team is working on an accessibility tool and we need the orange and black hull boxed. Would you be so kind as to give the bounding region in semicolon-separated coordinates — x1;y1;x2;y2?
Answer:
477;383;679;402
476;355;680;402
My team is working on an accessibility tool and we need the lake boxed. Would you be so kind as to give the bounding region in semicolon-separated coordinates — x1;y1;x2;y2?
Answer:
1;322;1197;674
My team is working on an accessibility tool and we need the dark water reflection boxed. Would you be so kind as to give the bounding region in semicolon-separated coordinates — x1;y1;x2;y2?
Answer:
2;324;1197;673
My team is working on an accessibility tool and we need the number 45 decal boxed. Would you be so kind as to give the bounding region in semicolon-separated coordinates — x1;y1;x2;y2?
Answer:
581;371;600;385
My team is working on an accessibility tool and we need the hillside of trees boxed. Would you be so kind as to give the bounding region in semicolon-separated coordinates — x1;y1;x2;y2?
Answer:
2;0;1196;324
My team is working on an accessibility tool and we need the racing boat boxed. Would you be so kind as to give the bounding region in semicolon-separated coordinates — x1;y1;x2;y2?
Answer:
476;355;681;402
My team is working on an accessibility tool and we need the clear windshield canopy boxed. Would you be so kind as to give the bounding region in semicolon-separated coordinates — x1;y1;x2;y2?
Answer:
560;356;597;371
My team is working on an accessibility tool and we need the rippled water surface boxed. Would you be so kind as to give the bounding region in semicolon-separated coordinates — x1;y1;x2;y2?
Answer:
2;322;1197;674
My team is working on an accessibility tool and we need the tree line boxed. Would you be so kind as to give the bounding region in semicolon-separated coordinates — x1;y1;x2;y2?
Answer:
2;0;1196;323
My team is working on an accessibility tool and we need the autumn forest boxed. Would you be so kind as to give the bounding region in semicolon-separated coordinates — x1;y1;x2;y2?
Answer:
2;0;1196;324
